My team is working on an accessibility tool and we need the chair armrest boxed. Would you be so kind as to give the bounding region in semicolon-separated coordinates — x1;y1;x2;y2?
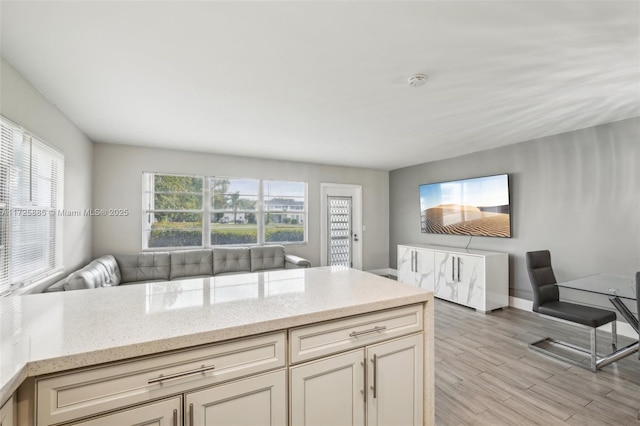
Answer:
285;254;311;268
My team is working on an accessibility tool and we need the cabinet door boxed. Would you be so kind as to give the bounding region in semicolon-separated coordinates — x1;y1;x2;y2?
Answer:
69;397;181;426
396;246;415;285
290;349;365;426
366;334;424;426
0;396;14;426
433;251;455;301
456;254;485;309
414;248;434;291
186;370;286;426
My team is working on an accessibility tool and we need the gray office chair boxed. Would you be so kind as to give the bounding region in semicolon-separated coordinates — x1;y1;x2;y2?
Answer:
526;250;617;372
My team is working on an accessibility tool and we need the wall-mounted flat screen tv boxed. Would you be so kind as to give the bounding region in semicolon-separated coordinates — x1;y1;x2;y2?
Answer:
419;174;511;238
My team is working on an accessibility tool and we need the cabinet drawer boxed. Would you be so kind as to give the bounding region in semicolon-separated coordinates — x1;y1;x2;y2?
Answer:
36;332;285;426
289;305;423;364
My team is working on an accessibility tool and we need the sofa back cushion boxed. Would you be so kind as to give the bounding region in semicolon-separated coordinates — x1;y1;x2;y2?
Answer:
170;249;213;280
64;255;121;290
115;252;171;283
213;248;251;275
250;245;285;272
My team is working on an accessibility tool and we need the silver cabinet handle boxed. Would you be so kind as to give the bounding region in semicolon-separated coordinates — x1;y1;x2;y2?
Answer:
361;360;367;404
370;354;378;399
457;257;461;282
148;364;216;384
189;403;194;426
349;326;387;337
172;409;178;426
451;257;455;281
411;250;415;272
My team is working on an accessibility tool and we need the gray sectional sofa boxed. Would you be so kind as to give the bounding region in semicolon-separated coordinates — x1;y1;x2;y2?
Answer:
46;245;311;292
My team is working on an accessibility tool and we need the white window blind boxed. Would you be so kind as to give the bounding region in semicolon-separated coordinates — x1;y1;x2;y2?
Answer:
0;116;64;295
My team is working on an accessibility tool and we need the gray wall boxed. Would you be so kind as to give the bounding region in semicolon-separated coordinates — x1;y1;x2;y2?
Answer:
0;57;94;288
92;143;390;270
390;118;640;301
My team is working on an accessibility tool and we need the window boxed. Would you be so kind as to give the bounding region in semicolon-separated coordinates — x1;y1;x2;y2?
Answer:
0;116;64;296
142;173;307;249
263;180;305;243
143;174;204;248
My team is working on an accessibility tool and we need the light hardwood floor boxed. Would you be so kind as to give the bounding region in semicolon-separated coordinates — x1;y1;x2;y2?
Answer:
434;299;640;425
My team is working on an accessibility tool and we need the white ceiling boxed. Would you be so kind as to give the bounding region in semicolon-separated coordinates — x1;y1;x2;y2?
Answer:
1;1;638;171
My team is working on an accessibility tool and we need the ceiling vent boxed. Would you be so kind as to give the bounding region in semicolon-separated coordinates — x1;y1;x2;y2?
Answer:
407;74;428;87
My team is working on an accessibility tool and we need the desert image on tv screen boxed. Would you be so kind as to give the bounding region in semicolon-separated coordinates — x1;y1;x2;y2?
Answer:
419;174;511;238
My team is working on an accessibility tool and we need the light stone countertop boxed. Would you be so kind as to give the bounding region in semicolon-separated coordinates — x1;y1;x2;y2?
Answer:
0;266;431;405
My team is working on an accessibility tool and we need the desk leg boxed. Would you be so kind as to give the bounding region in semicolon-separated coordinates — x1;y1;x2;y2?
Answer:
593;296;639;370
608;295;639;333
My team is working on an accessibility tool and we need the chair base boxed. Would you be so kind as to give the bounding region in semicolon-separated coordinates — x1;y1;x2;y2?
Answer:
529;336;638;372
529;337;600;372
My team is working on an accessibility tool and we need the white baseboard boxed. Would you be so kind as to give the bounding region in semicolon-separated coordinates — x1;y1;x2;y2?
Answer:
509;296;637;339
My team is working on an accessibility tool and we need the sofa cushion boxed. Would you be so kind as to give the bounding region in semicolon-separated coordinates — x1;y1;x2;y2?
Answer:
64;255;121;290
213;248;251;275
250;245;285;272
170;249;213;280
115;252;171;283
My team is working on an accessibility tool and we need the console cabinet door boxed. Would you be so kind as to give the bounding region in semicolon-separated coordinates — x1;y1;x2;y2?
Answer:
456;254;485;309
68;397;181;426
397;245;416;285
414;248;434;291
397;246;434;291
433;250;456;302
290;349;365;426
366;334;424;426
185;370;286;426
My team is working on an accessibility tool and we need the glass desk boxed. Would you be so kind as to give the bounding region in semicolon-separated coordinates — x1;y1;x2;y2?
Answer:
556;274;638;369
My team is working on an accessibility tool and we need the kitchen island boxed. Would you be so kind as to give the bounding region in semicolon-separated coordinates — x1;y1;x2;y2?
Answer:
1;266;434;425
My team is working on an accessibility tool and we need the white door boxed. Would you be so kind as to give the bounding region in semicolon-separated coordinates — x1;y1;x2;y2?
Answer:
290;349;365;426
366;334;424;426
186;370;286;426
320;184;363;269
69;397;181;426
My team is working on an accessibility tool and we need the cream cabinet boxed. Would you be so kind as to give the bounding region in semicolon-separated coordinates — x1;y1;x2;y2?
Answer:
68;397;181;426
186;370;286;426
290;334;423;426
30;304;430;426
0;396;15;426
399;244;508;312
366;334;423;426
289;306;424;426
35;332;286;426
397;245;435;291
290;350;366;426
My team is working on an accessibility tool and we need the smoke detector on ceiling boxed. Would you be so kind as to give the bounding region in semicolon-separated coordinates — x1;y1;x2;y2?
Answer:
407;74;428;87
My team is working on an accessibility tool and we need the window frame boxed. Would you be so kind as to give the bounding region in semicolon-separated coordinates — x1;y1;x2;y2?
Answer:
1;115;65;296
142;173;308;250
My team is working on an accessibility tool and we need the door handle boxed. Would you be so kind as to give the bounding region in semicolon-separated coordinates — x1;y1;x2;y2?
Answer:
353;233;359;242
148;364;216;384
349;326;387;337
451;257;455;282
370;354;378;399
457;257;461;282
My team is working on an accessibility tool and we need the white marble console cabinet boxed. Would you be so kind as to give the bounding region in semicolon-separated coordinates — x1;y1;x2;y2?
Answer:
398;244;508;312
1;267;434;425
